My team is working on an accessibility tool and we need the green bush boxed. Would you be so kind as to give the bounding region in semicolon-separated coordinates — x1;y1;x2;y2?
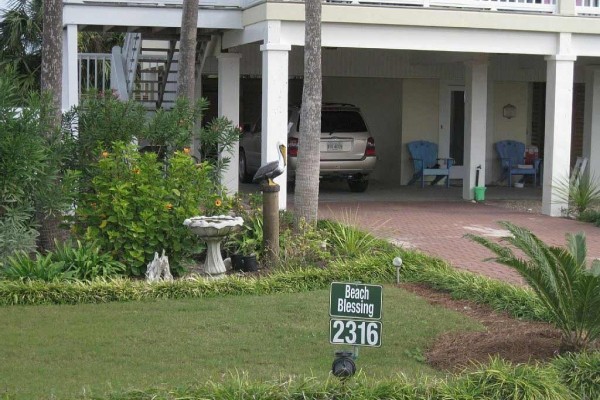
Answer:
2;252;72;282
74;142;213;276
0;70;79;257
52;240;126;281
65;90;146;185
142;97;206;160
467;222;600;350
553;351;600;400
66;357;595;400
555;173;600;216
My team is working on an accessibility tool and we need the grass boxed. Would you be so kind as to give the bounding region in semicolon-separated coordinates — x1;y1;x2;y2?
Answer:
0;285;483;399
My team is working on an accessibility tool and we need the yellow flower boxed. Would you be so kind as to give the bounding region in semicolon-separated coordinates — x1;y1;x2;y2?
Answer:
215;199;222;207
132;167;141;174
165;203;173;210
101;151;109;158
183;147;191;155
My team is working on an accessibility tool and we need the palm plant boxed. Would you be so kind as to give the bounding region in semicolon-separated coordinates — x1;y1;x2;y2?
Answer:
467;221;600;351
554;173;600;216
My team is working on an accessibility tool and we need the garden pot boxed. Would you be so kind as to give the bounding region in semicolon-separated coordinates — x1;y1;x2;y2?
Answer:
231;254;245;271
243;254;259;272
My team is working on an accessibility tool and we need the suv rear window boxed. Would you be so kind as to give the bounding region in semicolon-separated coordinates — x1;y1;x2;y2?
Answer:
321;111;367;133
296;110;367;133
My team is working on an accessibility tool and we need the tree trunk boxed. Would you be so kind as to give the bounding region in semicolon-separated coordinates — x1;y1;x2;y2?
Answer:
38;0;64;252
294;0;322;225
177;0;199;102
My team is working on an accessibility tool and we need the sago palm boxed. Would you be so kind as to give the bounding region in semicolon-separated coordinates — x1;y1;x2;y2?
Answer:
467;221;600;351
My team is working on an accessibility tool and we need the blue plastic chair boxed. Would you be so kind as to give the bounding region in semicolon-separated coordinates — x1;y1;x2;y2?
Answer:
495;140;541;187
406;141;453;188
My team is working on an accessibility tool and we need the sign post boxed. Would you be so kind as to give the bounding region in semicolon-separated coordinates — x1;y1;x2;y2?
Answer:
329;282;383;347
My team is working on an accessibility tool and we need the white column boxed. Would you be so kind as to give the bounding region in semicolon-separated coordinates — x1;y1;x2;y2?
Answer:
61;24;79;111
542;55;575;216
463;59;488;200
583;67;600;181
260;43;290;209
217;53;242;196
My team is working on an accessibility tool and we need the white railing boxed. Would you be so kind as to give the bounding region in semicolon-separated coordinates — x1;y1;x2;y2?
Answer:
66;0;600;15
64;0;242;7
326;0;556;12
576;0;600;15
78;53;112;96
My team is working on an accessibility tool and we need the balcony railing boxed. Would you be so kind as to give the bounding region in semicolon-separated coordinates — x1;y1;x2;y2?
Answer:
64;0;600;16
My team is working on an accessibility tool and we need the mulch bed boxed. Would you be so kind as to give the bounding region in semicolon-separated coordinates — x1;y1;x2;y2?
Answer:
400;283;563;371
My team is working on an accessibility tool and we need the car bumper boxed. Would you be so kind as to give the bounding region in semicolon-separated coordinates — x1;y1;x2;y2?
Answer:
287;156;376;180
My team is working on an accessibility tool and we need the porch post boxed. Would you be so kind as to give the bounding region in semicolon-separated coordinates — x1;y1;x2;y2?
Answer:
61;24;78;110
542;55;576;216
583;67;600;181
260;43;291;209
217;53;242;195
463;58;488;200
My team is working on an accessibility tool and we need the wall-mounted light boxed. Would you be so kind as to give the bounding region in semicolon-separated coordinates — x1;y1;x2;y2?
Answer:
503;104;517;119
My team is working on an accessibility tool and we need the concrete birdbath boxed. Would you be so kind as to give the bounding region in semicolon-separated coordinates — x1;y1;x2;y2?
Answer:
183;215;244;278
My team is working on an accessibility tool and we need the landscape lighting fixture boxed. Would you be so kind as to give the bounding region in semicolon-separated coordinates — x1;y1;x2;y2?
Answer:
393;257;403;284
332;351;356;379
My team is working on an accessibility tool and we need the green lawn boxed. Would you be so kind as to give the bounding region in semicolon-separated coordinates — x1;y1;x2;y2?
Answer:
0;285;483;399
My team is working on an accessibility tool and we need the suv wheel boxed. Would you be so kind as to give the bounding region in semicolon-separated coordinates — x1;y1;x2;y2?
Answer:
239;149;252;183
348;179;369;193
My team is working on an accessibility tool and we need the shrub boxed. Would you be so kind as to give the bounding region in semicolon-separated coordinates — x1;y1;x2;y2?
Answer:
142;97;206;160
442;357;574;400
554;173;600;216
74;142;213;276
467;221;600;350
66;90;146;182
52;240;126;281
1;252;72;282
553;351;600;400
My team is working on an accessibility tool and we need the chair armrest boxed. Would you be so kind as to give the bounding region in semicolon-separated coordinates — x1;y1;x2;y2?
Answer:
436;158;454;168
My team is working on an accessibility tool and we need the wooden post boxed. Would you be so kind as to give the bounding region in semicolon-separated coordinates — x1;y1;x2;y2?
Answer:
261;183;280;267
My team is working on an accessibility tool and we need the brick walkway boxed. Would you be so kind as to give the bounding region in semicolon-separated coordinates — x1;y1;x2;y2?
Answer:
318;200;600;285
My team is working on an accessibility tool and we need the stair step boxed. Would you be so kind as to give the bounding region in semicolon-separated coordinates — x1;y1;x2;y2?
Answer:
138;58;179;63
141;47;180;53
137;79;177;84
133;90;177;94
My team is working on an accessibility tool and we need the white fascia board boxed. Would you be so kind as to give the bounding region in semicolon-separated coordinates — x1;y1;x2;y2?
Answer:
244;3;600;36
573;34;600;57
222;21;266;48
280;22;556;55
63;4;242;29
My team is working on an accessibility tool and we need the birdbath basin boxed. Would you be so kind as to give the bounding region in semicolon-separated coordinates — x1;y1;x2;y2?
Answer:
183;215;244;278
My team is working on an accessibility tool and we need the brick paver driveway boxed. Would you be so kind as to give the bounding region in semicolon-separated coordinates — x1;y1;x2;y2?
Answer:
313;185;600;285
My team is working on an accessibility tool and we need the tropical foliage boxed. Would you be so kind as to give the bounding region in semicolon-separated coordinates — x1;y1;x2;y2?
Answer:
73;143;213;276
467;221;600;350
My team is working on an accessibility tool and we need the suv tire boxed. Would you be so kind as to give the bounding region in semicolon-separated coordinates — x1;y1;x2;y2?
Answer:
239;149;252;183
348;179;369;193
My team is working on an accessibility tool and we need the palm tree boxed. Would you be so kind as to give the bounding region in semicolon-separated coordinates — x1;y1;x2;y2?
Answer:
467;221;600;351
177;0;198;102
294;0;322;225
35;0;63;251
0;0;43;95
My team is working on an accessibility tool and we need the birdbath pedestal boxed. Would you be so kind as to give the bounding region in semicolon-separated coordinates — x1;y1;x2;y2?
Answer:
183;215;244;278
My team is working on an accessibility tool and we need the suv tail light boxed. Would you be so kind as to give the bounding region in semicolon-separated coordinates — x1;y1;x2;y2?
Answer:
288;137;299;157
365;137;375;157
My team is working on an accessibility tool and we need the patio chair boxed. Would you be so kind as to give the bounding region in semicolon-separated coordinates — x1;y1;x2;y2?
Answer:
406;140;453;188
495;140;541;187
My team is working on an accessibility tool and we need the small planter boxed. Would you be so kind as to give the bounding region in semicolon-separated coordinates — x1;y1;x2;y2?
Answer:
243;254;259;272
231;254;245;271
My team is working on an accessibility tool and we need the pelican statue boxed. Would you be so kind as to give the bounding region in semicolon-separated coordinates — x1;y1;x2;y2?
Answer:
253;141;287;186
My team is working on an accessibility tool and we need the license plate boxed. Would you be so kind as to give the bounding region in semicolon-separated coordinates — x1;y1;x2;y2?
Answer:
322;141;350;152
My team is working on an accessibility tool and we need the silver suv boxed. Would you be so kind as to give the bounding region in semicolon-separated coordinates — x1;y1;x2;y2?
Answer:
239;103;376;192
